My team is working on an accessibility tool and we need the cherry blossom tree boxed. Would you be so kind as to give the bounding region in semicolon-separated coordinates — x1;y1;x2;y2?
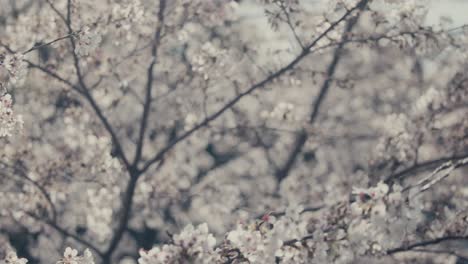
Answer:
1;0;468;263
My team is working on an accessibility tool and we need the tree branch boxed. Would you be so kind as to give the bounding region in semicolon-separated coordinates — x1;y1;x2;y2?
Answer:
275;0;369;184
387;235;468;255
139;0;370;175
63;0;131;170
133;0;167;166
26;212;104;257
384;152;468;184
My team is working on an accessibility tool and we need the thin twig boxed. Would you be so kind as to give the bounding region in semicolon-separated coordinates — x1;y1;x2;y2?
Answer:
140;0;370;175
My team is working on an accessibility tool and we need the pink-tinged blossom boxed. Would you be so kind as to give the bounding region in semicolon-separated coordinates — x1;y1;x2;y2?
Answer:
1;53;27;86
0;93;23;137
74;27;102;56
56;248;94;264
138;223;218;264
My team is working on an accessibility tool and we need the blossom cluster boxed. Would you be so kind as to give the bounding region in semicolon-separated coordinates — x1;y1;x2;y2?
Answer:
260;102;299;122
1;247;94;264
56;247;94;264
0;53;28;87
138;223;218;264
0;0;467;263
0;251;28;264
74;26;102;57
0;93;23;137
134;170;467;263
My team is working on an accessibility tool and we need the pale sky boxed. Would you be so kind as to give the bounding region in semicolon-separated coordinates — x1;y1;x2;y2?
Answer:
236;0;468;65
239;1;468;27
427;0;468;26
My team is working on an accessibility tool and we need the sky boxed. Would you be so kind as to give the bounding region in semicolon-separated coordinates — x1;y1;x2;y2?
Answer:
239;0;468;27
237;0;468;44
235;0;468;66
427;0;468;26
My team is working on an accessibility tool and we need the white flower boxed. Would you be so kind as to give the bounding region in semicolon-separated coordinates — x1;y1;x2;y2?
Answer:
352;181;389;201
173;223;217;254
412;87;443;116
227;226;267;263
75;27;102;56
63;247;78;263
266;102;296;121
138;245;181;264
375;113;416;162
1;53;28;86
56;248;94;264
82;249;94;264
2;251;28;264
184;113;198;130
0;93;23;137
138;223;218;264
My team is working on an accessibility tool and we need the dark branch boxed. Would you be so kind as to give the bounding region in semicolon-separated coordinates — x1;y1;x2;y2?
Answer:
387;235;468;255
133;0;167;166
275;0;369;184
140;0;370;175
